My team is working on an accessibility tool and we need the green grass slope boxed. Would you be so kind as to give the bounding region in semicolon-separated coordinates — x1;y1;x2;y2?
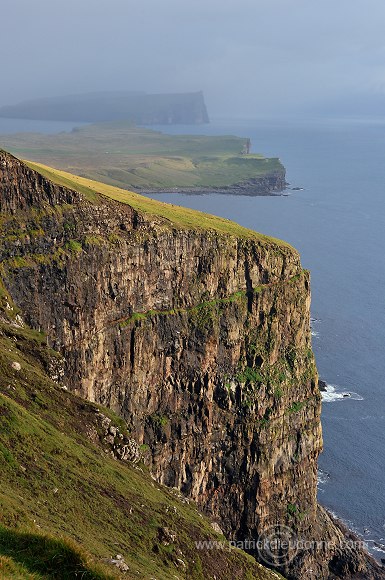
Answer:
1;123;284;192
0;282;284;580
24;160;292;250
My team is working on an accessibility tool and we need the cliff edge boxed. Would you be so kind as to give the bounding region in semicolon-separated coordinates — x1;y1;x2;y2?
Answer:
0;150;383;579
0;123;285;195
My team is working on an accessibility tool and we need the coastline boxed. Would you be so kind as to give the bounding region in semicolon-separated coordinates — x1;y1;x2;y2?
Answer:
137;173;288;196
324;507;385;571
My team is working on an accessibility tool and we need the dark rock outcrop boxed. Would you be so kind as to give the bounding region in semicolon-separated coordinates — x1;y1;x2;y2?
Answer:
319;379;328;392
0;149;383;579
139;171;287;196
0;150;75;213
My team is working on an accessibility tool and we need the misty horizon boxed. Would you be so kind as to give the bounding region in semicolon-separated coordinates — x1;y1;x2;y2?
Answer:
2;0;385;118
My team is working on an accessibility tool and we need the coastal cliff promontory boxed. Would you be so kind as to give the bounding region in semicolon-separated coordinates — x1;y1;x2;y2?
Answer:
0;150;383;579
0;123;286;195
0;91;210;125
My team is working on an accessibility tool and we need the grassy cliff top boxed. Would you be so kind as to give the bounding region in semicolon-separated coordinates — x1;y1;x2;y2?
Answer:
1;123;284;191
25;159;293;250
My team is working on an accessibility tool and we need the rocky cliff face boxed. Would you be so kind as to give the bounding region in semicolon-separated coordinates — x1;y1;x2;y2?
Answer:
140;171;287;195
0;150;383;579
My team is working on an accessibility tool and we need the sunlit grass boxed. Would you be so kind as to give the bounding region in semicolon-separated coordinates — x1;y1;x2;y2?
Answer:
1;123;284;191
25;160;291;247
0;283;284;580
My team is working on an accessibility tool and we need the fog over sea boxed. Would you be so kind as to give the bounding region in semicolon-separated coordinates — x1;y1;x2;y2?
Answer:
1;116;384;558
149;117;385;559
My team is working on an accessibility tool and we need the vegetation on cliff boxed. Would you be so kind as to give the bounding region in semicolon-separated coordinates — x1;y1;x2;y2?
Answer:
0;284;283;579
1;151;383;579
0;150;290;579
0;123;285;193
23;158;291;246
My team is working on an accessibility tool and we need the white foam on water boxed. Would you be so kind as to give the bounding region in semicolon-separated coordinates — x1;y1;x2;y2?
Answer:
317;469;330;487
317;470;329;494
321;384;364;403
369;541;385;555
327;509;340;521
310;317;321;338
326;510;363;540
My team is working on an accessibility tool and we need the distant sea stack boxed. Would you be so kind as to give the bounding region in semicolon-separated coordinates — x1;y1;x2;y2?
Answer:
0;91;210;125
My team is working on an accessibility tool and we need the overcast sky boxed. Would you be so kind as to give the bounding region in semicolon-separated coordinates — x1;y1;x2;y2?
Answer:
2;0;385;117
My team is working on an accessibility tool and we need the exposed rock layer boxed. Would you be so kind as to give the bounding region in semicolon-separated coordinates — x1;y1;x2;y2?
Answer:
138;171;287;195
0;150;383;579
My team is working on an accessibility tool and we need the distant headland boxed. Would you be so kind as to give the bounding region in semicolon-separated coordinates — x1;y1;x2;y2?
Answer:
0;90;210;125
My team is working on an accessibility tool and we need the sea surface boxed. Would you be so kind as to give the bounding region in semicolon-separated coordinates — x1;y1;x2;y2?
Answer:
1;116;384;557
149;117;385;558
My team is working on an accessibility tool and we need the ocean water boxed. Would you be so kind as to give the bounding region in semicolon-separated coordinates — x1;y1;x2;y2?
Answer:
1;116;384;557
148;118;385;558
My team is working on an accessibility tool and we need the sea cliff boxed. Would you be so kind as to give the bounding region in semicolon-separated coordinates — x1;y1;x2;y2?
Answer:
0;150;383;579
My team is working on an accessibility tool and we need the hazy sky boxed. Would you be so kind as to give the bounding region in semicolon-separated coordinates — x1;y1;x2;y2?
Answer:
2;0;385;117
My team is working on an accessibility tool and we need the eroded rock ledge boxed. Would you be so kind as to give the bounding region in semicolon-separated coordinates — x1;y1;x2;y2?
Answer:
138;171;287;196
0;149;383;579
